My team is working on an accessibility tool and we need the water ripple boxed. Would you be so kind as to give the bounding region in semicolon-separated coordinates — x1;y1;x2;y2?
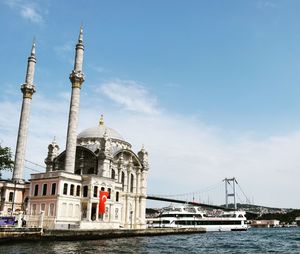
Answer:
1;228;300;254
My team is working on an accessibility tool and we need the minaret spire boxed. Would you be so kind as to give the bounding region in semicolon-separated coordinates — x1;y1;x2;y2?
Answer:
64;27;85;173
12;41;37;182
78;25;83;43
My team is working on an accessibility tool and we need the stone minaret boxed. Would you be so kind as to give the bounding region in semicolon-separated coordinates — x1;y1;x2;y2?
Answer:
64;27;85;173
12;42;36;182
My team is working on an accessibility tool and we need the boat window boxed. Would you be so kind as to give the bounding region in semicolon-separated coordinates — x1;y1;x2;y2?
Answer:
238;214;244;218
183;207;196;213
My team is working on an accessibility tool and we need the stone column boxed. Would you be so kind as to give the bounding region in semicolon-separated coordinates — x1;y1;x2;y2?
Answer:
87;202;92;221
134;197;138;228
65;27;85;173
136;170;140;194
13;42;36;182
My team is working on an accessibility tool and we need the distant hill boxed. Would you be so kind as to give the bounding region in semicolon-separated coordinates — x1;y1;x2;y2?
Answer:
258;210;300;223
221;203;294;213
146;204;300;223
223;203;300;222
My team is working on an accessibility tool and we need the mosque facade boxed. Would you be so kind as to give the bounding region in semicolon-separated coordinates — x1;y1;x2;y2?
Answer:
0;27;149;230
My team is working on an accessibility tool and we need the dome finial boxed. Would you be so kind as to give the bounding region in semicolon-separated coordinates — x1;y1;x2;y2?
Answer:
99;114;104;126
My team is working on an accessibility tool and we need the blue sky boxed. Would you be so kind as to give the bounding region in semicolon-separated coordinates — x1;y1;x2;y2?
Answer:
1;0;300;208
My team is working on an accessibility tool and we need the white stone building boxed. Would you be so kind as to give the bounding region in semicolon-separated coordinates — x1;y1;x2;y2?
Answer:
1;27;149;230
27;118;149;229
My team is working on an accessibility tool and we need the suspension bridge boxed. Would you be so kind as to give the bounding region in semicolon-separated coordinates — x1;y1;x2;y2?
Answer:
22;158;256;214
147;177;258;215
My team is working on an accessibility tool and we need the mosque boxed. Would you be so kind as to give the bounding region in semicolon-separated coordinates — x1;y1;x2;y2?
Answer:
0;27;149;229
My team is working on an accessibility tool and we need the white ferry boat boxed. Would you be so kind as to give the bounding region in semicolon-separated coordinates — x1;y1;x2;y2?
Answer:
147;205;248;232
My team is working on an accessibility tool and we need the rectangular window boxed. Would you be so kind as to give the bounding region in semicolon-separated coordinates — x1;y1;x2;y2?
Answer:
68;203;73;217
93;186;98;197
61;203;67;217
34;184;39;196
70;184;74;196
115;208;119;220
41;203;45;212
116;191;119;202
83;186;88;197
42;184;47;196
75;204;80;218
107;188;111;199
51;183;56;195
63;183;68;195
76;185;80;196
49;203;55;216
130;174;134;193
32;204;37;215
8;192;14;202
105;206;109;219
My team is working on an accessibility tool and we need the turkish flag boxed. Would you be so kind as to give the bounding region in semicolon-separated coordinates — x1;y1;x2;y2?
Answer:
99;191;109;214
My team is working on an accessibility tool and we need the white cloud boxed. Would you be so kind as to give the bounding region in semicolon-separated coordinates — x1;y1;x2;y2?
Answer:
3;0;44;24
99;79;159;114
256;0;278;10
1;82;300;208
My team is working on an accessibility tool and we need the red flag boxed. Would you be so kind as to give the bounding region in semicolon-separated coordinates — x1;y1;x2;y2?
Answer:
99;191;109;214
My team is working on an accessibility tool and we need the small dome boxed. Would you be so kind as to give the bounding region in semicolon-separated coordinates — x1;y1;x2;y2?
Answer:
78;125;124;141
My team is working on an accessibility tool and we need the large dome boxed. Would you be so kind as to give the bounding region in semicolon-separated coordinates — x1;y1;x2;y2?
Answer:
78;125;124;141
78;116;124;141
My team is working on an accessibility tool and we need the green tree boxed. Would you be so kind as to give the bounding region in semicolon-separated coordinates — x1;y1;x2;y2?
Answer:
0;145;14;178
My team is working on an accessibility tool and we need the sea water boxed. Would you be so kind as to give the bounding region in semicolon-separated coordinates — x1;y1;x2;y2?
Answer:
1;227;300;254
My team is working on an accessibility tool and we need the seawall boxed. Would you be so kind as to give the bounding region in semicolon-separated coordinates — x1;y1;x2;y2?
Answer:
0;227;206;243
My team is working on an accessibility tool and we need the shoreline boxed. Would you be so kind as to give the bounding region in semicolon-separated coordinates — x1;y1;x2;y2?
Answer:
0;227;206;243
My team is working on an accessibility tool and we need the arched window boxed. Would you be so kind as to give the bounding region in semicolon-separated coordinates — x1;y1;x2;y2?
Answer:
93;186;98;197
34;184;39;196
70;184;75;196
51;183;56;195
121;172;125;191
63;183;68;195
111;169;115;179
83;186;88;197
108;188;111;199
42;184;47;196
76;185;80;196
8;192;14;202
130;174;134;193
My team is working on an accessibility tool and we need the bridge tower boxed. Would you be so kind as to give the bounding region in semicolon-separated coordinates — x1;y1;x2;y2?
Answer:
224;177;237;210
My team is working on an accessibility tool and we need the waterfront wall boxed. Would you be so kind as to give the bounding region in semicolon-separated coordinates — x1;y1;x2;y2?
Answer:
0;228;42;242
0;227;205;242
